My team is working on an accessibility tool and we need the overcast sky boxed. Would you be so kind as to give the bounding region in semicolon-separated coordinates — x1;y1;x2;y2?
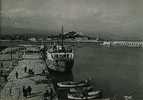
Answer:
1;0;143;38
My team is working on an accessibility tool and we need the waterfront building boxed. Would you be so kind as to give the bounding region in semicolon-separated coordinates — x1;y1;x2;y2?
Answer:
111;41;143;48
103;41;111;47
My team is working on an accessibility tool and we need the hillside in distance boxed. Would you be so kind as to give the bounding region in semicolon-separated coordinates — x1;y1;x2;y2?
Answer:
1;26;143;41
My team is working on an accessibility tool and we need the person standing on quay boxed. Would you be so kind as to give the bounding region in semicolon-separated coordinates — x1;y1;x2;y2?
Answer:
24;66;27;72
27;86;32;96
23;86;27;98
9;86;12;96
4;74;8;81
16;71;18;79
49;87;53;100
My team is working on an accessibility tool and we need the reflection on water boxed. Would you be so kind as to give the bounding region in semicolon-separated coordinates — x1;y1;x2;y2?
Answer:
49;71;73;100
49;70;73;82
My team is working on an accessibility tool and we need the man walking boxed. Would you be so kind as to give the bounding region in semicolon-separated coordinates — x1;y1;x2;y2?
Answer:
4;74;8;81
16;71;18;79
49;88;53;100
23;86;27;98
24;66;27;72
27;86;32;96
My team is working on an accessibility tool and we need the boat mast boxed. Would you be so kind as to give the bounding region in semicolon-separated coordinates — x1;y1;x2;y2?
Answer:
96;33;99;41
61;25;64;46
11;48;12;61
56;28;59;45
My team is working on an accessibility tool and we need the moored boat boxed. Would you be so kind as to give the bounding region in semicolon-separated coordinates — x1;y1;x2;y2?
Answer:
69;85;94;93
45;26;74;72
46;45;74;72
57;80;89;88
67;90;102;100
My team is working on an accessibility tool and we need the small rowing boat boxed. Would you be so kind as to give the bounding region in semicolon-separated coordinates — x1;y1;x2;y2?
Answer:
68;90;102;100
57;80;89;88
69;85;93;93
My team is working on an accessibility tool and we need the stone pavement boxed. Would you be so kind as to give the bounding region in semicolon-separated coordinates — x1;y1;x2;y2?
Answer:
0;47;58;100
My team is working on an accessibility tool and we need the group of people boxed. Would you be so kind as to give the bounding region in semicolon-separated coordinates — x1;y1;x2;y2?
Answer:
14;66;35;79
14;66;34;98
14;65;54;100
23;86;32;98
28;69;34;75
24;66;35;75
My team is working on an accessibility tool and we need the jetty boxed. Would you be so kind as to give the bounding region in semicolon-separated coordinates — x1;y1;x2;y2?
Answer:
0;46;58;100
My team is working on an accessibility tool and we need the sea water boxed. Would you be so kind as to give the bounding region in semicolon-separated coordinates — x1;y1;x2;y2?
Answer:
73;44;143;99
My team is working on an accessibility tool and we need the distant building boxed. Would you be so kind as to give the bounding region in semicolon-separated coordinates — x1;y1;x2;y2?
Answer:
28;38;37;42
103;41;111;47
111;41;143;48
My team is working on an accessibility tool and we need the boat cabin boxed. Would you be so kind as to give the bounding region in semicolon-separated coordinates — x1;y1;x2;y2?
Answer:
52;45;72;53
47;45;74;60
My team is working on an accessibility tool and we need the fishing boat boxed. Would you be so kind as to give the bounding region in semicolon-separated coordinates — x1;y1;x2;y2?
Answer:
45;26;74;72
57;80;89;88
67;90;102;100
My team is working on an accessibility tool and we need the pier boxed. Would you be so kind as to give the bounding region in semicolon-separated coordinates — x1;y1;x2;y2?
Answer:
0;46;58;100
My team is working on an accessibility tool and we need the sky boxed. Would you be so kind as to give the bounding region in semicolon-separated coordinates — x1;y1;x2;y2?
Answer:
1;0;143;39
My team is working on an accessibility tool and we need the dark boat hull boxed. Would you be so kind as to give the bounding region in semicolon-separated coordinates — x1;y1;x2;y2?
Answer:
68;90;102;100
46;59;74;72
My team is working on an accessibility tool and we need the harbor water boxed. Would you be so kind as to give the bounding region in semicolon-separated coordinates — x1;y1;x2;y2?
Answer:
73;44;143;99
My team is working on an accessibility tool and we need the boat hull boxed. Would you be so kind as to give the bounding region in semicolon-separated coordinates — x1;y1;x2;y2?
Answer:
68;90;102;100
46;58;74;72
57;81;88;88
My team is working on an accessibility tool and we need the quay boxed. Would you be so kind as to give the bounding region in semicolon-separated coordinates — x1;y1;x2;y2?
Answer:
0;46;58;100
